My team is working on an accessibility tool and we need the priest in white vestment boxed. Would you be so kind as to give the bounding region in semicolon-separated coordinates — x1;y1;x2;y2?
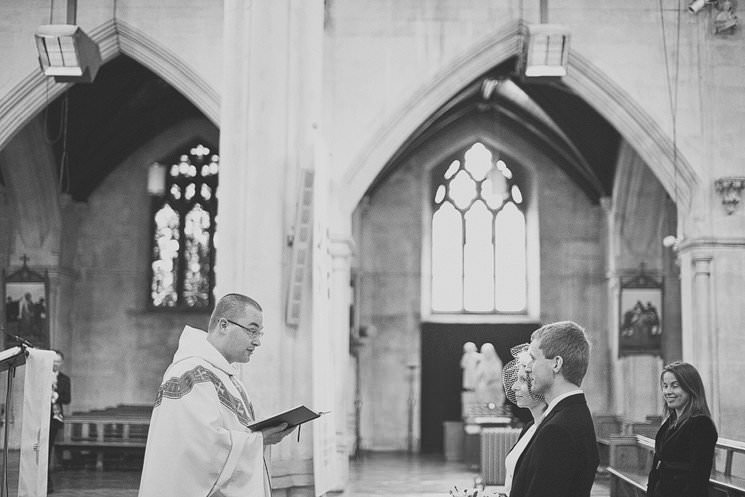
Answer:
138;294;296;497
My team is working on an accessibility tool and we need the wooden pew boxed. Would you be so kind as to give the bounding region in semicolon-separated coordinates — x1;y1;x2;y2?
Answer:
711;437;745;497
607;434;654;496
593;414;623;474
593;414;659;475
56;404;152;470
607;434;745;497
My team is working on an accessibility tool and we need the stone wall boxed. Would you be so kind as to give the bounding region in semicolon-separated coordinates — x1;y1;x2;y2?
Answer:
357;119;609;450
68;118;218;412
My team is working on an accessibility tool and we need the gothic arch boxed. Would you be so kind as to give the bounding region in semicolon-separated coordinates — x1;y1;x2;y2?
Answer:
0;19;220;269
0;18;219;155
340;21;698;215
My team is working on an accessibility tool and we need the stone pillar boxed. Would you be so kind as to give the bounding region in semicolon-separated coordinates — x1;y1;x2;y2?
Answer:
605;145;669;421
679;246;720;428
0;117;61;267
0;115;65;352
328;236;354;489
218;1;325;494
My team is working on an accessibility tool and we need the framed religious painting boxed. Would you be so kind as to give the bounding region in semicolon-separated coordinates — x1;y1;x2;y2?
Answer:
2;257;49;349
618;267;663;357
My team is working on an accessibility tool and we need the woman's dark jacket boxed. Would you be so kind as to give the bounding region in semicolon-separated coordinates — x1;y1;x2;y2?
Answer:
647;414;717;497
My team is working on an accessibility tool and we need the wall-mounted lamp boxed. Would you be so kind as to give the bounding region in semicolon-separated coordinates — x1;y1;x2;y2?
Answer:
662;235;681;251
687;0;737;33
34;0;101;83
519;24;571;78
714;176;745;214
147;162;167;196
688;0;711;13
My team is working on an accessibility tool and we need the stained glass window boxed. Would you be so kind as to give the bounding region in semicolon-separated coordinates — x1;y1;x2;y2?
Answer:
149;143;219;310
431;142;527;314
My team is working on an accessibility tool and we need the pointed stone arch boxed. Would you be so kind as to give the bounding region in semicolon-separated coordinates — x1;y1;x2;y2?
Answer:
0;18;219;155
0;18;220;265
341;21;697;215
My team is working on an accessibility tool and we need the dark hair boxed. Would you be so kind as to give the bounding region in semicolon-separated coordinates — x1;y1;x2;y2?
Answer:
660;361;712;426
208;293;262;330
53;349;64;359
531;321;590;387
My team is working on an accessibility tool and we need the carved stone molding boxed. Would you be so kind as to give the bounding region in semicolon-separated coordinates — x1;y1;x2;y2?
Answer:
714;177;745;214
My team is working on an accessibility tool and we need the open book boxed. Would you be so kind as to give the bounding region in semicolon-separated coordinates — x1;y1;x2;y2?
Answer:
247;405;327;431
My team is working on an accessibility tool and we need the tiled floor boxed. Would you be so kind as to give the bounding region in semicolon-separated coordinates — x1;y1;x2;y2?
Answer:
7;451;611;496
344;452;611;497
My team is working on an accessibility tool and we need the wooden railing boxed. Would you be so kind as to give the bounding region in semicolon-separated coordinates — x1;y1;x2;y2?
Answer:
607;433;745;497
712;437;745;496
593;414;660;475
56;404;152;470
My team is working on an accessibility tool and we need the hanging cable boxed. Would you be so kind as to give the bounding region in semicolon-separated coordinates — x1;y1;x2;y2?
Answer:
58;93;70;193
44;82;64;145
658;0;682;208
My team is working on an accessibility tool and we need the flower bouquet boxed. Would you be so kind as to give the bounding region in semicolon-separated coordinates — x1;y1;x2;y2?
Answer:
447;485;506;497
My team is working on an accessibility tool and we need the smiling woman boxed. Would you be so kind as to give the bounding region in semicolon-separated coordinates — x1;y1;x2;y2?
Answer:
647;361;718;497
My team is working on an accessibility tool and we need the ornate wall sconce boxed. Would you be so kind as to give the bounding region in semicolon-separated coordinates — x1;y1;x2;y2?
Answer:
714;177;745;214
713;0;738;33
687;0;738;34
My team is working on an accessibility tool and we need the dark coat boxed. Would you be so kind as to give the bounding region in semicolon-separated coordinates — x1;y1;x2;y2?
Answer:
646;414;717;497
509;393;599;497
51;371;71;425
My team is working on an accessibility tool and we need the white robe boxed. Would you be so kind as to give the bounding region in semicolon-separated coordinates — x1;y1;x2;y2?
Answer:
138;326;269;497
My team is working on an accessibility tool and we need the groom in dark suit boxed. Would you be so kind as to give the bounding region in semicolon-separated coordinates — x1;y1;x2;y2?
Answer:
509;321;599;497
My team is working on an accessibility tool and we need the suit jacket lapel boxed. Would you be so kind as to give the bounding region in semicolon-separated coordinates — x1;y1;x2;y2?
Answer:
514;394;587;471
657;417;686;454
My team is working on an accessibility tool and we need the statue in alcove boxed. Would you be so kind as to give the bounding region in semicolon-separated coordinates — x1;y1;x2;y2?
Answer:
460;341;481;391
460;342;481;418
475;342;505;409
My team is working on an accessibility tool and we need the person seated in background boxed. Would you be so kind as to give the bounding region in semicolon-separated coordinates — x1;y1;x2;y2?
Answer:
646;361;717;497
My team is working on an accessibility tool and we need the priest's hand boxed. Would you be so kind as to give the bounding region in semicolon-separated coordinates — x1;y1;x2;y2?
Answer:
260;422;296;445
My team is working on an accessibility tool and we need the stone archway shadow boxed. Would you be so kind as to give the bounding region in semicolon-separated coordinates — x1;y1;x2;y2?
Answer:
340;20;698;216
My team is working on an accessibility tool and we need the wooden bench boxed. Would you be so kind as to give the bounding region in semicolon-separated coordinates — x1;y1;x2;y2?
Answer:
593;414;659;475
711;437;745;497
56;404;152;470
607;433;745;497
593;414;623;474
607;434;654;496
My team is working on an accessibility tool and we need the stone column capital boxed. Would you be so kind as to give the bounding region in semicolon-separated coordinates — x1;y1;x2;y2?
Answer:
677;236;745;255
691;255;713;276
714;176;745;215
328;235;355;259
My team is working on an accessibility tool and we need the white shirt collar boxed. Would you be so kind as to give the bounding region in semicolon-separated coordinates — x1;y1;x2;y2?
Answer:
543;389;583;419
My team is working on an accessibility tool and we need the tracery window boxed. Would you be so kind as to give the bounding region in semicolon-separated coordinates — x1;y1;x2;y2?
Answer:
149;143;219;310
430;142;527;314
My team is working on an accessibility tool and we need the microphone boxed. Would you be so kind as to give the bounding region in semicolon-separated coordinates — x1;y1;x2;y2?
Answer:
2;331;36;349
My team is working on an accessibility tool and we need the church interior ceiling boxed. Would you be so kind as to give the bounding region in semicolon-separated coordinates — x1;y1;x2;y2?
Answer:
43;55;204;202
368;57;621;204
9;55;620;204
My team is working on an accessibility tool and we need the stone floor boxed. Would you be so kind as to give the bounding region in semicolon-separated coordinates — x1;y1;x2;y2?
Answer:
344;452;610;497
5;451;611;496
